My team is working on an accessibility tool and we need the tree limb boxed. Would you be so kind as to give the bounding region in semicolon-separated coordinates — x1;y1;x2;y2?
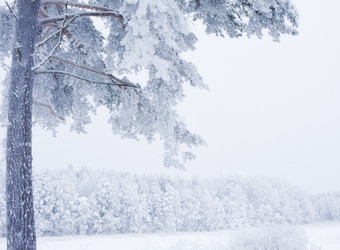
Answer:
33;15;77;71
48;55;138;87
35;70;138;88
2;95;65;120
39;7;49;18
37;4;79;47
40;11;124;25
41;0;117;12
33;100;65;120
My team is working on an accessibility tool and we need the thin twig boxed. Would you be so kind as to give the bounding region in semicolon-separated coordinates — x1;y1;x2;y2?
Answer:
40;25;56;42
36;24;63;47
33;26;64;71
3;95;65;120
35;70;138;88
39;7;49;18
38;19;88;55
37;5;78;47
33;100;65;120
33;15;77;71
5;1;17;20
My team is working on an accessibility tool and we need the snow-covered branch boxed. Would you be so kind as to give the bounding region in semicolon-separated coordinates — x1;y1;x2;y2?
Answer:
39;10;124;25
33;100;65;120
48;55;138;88
39;7;49;18
35;70;138;88
33;15;77;71
41;0;116;12
39;25;57;44
37;14;76;47
1;96;64;120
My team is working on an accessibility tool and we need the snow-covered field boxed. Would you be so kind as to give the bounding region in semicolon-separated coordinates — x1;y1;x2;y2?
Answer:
1;222;340;249
304;222;340;250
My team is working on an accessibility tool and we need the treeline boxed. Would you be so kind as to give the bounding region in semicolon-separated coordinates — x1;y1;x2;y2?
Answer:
0;167;339;237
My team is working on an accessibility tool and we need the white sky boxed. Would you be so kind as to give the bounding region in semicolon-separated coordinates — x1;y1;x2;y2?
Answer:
1;0;340;194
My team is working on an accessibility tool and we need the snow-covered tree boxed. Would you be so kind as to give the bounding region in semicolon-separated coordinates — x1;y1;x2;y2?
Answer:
0;0;298;248
311;192;340;221
3;168;335;236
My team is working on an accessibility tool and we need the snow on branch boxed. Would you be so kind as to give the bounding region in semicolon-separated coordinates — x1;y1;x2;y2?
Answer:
33;14;77;71
33;100;65;120
39;6;49;18
48;55;139;88
41;0;116;12
37;21;88;55
35;70;138;88
37;26;62;47
1;94;64;120
39;10;124;26
37;14;77;47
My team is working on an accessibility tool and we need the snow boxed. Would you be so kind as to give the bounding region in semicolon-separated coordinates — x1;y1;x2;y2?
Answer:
1;222;340;250
305;222;340;250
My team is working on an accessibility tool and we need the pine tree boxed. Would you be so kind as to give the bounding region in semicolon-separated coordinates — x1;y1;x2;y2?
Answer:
0;0;298;249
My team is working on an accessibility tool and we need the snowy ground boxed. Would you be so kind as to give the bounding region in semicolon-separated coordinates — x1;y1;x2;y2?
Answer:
1;222;340;249
304;222;340;250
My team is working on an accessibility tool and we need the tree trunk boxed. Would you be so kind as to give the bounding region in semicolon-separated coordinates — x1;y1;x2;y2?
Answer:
6;0;40;249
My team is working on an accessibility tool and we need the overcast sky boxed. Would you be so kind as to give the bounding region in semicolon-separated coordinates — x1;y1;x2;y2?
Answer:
1;0;340;194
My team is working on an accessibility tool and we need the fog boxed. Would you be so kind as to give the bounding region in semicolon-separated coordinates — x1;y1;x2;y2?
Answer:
1;0;339;194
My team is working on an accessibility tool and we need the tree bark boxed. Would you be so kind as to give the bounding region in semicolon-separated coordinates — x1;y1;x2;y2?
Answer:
6;0;40;249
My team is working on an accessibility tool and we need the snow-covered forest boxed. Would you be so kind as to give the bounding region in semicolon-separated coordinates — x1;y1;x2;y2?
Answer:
1;0;340;248
0;167;339;237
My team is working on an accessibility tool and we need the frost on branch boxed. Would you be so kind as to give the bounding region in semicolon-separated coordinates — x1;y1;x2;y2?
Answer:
31;0;206;168
0;0;299;168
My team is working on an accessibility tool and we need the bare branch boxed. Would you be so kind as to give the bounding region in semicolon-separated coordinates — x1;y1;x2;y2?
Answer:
49;55;138;87
40;11;124;25
35;70;138;88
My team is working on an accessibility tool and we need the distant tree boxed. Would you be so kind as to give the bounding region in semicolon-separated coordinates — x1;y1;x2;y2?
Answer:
311;192;340;221
33;171;56;236
158;177;178;232
0;0;298;249
146;177;164;231
3;168;329;237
